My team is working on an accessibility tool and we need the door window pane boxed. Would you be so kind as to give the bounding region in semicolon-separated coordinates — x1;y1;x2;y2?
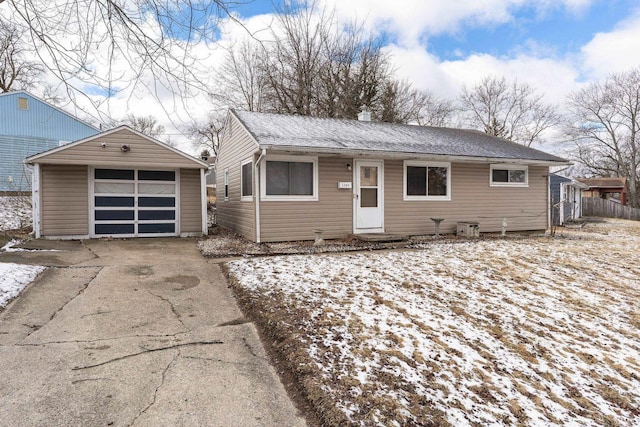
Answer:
138;183;175;194
95;182;135;194
95;169;134;180
138;170;175;181
360;167;378;186
139;197;175;207
428;167;448;196
139;223;176;233
138;210;176;220
95;210;135;220
95;224;134;234
406;166;427;196
95;196;134;207
360;188;378;207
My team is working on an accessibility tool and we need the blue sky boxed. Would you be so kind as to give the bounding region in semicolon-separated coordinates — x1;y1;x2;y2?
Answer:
233;0;636;61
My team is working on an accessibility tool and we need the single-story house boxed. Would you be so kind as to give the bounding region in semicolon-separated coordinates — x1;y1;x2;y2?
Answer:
0;90;99;192
25;126;210;239
217;110;569;243
550;173;588;225
578;177;628;205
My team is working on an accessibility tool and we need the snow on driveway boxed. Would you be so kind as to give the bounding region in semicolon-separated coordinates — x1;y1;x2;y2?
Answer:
228;220;640;426
0;262;45;307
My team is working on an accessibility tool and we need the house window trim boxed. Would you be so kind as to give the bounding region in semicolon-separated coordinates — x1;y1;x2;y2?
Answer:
490;164;529;187
402;160;452;201
223;168;229;201
240;158;253;202
260;154;319;202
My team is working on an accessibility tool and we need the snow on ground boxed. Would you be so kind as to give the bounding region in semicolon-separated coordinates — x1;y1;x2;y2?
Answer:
0;262;45;307
228;219;640;426
0;196;32;231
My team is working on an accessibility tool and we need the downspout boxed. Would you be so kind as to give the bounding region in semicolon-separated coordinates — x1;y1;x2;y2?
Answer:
254;149;266;243
547;173;551;232
31;163;41;238
201;168;210;235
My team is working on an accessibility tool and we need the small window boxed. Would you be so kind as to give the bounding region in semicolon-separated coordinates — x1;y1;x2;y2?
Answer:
241;160;253;200
490;165;528;187
261;155;318;201
18;97;28;110
224;168;229;201
403;161;451;201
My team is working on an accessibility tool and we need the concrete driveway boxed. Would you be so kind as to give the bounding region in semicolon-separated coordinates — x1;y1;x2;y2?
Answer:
0;238;306;426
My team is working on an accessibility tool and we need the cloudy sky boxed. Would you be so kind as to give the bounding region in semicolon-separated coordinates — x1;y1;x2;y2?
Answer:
18;0;640;154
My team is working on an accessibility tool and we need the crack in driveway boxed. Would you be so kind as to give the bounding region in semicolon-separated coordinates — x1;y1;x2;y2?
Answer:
19;267;103;342
128;349;180;427
72;340;224;370
146;290;188;332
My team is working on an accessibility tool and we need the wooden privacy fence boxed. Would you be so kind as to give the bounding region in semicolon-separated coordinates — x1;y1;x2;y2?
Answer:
582;197;640;221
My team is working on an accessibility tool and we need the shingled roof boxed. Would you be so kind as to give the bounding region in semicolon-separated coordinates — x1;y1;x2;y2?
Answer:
232;110;567;165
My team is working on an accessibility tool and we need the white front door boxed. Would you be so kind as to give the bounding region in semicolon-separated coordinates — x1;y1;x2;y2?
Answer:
354;160;384;233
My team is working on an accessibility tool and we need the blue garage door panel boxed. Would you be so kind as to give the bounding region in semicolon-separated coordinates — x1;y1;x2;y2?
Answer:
93;168;177;237
95;224;135;235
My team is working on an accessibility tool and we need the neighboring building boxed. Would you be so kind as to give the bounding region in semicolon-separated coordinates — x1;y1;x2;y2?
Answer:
578;177;628;205
217;110;568;243
0;91;99;192
25;126;210;239
550;174;588;225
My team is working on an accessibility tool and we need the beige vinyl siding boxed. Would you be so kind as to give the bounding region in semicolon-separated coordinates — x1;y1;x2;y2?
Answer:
260;157;353;242
180;169;203;234
41;164;89;236
33;128;203;169
384;161;548;235
216;114;257;240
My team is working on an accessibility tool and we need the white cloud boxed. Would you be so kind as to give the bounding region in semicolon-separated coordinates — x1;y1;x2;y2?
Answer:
580;10;640;80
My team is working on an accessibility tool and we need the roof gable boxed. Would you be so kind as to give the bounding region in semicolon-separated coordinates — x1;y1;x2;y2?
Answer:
0;91;99;141
26;126;208;169
231;110;567;165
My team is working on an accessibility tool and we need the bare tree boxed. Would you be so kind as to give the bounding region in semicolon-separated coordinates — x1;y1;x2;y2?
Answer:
0;19;44;92
1;0;246;118
215;40;269;112
244;0;393;119
414;91;456;127
123;114;165;139
565;68;640;207
187;111;226;158
460;76;560;146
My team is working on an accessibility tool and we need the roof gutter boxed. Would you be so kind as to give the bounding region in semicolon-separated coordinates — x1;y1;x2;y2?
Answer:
259;145;570;167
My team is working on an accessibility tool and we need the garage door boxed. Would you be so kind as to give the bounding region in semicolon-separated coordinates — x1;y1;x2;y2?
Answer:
92;168;177;237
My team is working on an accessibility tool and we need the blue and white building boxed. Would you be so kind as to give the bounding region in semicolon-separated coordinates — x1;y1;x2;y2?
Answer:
0;91;99;192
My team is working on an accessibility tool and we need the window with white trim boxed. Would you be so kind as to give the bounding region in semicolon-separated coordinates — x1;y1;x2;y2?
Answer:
403;161;451;201
241;159;253;201
223;168;229;201
490;164;528;187
261;155;318;201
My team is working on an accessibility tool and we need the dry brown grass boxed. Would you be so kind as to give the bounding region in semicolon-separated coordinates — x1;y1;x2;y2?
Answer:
226;219;640;426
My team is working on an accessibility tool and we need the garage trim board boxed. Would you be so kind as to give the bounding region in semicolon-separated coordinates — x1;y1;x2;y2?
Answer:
89;167;180;238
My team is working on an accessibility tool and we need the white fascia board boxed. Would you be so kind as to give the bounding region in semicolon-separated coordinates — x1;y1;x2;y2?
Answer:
261;145;571;167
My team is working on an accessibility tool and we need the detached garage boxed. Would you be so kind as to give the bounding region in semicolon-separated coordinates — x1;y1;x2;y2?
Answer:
25;126;210;239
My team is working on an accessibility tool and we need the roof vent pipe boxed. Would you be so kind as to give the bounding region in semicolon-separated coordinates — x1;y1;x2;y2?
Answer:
358;106;371;122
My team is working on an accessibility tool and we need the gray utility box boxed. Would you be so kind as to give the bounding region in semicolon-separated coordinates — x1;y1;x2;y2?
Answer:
457;221;480;237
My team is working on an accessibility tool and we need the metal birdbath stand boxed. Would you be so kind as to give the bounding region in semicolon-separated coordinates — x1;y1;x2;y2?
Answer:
430;218;444;239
